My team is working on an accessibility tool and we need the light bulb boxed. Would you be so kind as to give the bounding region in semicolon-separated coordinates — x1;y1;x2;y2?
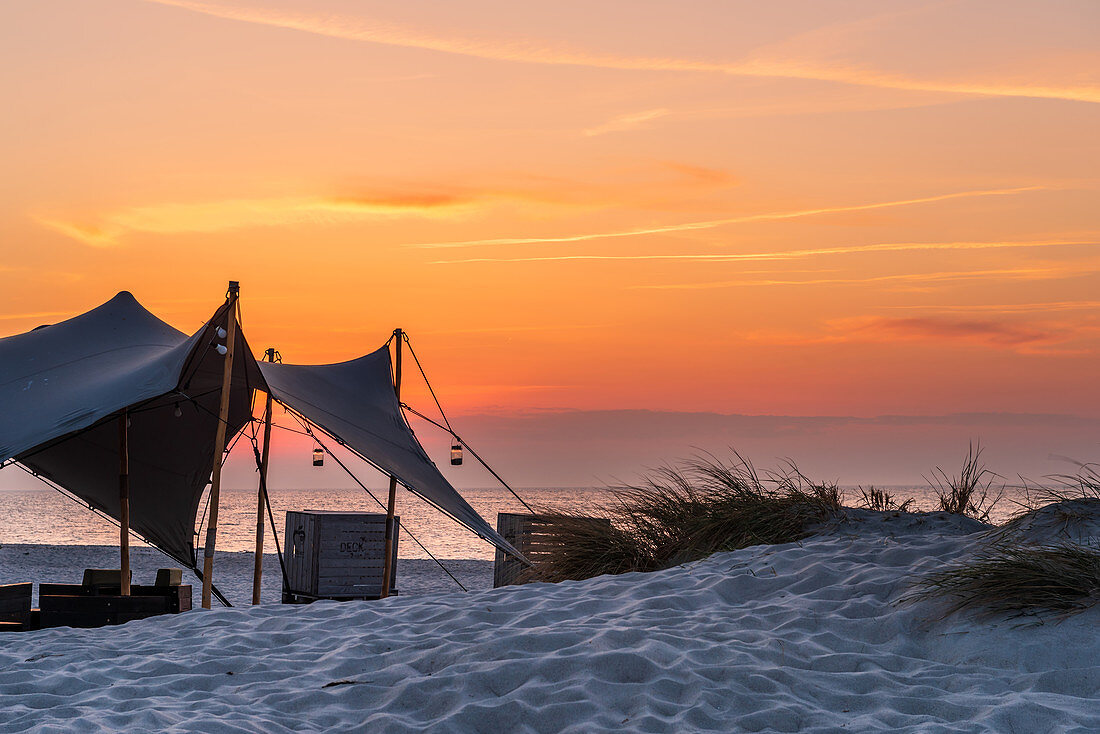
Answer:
216;327;227;339
215;343;228;356
173;403;182;418
126;417;132;428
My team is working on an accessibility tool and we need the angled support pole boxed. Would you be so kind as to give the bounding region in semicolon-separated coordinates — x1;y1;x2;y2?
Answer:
201;281;240;609
118;408;131;596
380;328;402;599
252;347;276;605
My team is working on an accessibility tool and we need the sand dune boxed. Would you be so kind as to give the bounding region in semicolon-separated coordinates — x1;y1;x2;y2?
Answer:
2;510;1098;732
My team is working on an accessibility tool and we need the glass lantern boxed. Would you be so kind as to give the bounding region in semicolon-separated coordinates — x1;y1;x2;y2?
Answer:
312;447;324;467
450;442;463;466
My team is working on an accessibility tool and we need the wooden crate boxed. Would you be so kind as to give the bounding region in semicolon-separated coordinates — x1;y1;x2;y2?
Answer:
283;511;398;601
493;513;612;588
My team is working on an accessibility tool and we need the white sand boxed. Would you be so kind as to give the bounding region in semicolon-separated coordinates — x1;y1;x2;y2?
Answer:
2;509;1098;732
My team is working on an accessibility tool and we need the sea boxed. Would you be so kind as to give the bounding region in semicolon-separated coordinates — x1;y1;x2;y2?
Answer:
0;483;1030;561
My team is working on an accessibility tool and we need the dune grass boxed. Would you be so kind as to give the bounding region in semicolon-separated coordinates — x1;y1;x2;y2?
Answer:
857;485;915;513
907;542;1100;621
522;443;1100;623
908;460;1100;622
1014;461;1100;509
525;453;842;583
925;442;1004;523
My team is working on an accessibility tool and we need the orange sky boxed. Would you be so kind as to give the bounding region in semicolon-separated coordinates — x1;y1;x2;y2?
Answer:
2;1;1099;485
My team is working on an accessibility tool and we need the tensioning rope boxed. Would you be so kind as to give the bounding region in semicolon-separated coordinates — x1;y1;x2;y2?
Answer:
399;335;535;514
8;462;233;607
400;402;536;515
246;429;292;597
243;349;292;599
283;409;469;592
181;392;470;593
401;332;455;434
193;418;250;546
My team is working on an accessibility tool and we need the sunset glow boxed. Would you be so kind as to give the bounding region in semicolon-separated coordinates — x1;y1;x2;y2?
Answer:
3;0;1099;485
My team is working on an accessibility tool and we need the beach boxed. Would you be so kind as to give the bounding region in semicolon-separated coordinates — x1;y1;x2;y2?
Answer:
3;508;1098;732
4;0;1097;730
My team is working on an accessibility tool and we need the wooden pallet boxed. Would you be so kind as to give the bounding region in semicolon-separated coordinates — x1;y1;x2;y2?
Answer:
493;513;611;588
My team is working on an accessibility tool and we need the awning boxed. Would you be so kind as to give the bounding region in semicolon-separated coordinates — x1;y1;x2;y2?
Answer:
0;291;521;565
260;349;522;558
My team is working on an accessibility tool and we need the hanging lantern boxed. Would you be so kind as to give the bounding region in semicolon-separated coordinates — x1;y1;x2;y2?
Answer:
450;441;463;466
312;447;324;467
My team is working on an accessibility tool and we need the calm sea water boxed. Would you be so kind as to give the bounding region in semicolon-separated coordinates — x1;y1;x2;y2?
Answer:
0;483;1028;561
0;486;609;560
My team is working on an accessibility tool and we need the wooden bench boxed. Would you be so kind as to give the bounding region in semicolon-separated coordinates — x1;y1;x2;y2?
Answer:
493;513;612;588
37;568;191;629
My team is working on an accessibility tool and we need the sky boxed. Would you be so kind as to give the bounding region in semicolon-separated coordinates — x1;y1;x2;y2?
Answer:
2;1;1099;489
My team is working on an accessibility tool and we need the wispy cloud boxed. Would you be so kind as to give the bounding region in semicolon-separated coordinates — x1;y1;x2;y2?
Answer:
841;316;1060;349
741;314;1100;355
658;162;739;187
430;238;1098;265
140;1;1100;104
883;300;1100;315
0;310;76;323
33;163;754;247
411;185;1048;249
636;265;1091;291
35;191;488;246
583;109;671;137
330;322;612;336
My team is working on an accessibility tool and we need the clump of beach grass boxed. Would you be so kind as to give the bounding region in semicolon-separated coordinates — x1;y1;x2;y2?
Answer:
1013;461;1100;512
988;463;1100;544
857;485;915;513
926;442;1004;523
525;453;843;583
906;542;1100;621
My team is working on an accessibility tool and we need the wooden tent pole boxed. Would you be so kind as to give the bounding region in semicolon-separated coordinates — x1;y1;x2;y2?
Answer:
380;328;402;599
201;281;240;610
118;409;131;596
251;347;275;605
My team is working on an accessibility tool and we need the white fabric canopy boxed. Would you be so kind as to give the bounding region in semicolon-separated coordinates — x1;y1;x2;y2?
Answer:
0;291;521;565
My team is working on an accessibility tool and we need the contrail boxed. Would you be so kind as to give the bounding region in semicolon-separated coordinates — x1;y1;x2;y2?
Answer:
411;185;1047;250
431;238;1096;265
634;266;1082;290
140;1;1100;104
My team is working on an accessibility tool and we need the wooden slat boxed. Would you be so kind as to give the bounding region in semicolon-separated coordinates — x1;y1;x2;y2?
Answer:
38;611;114;629
494;513;611;588
39;583;85;596
40;595;171;614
